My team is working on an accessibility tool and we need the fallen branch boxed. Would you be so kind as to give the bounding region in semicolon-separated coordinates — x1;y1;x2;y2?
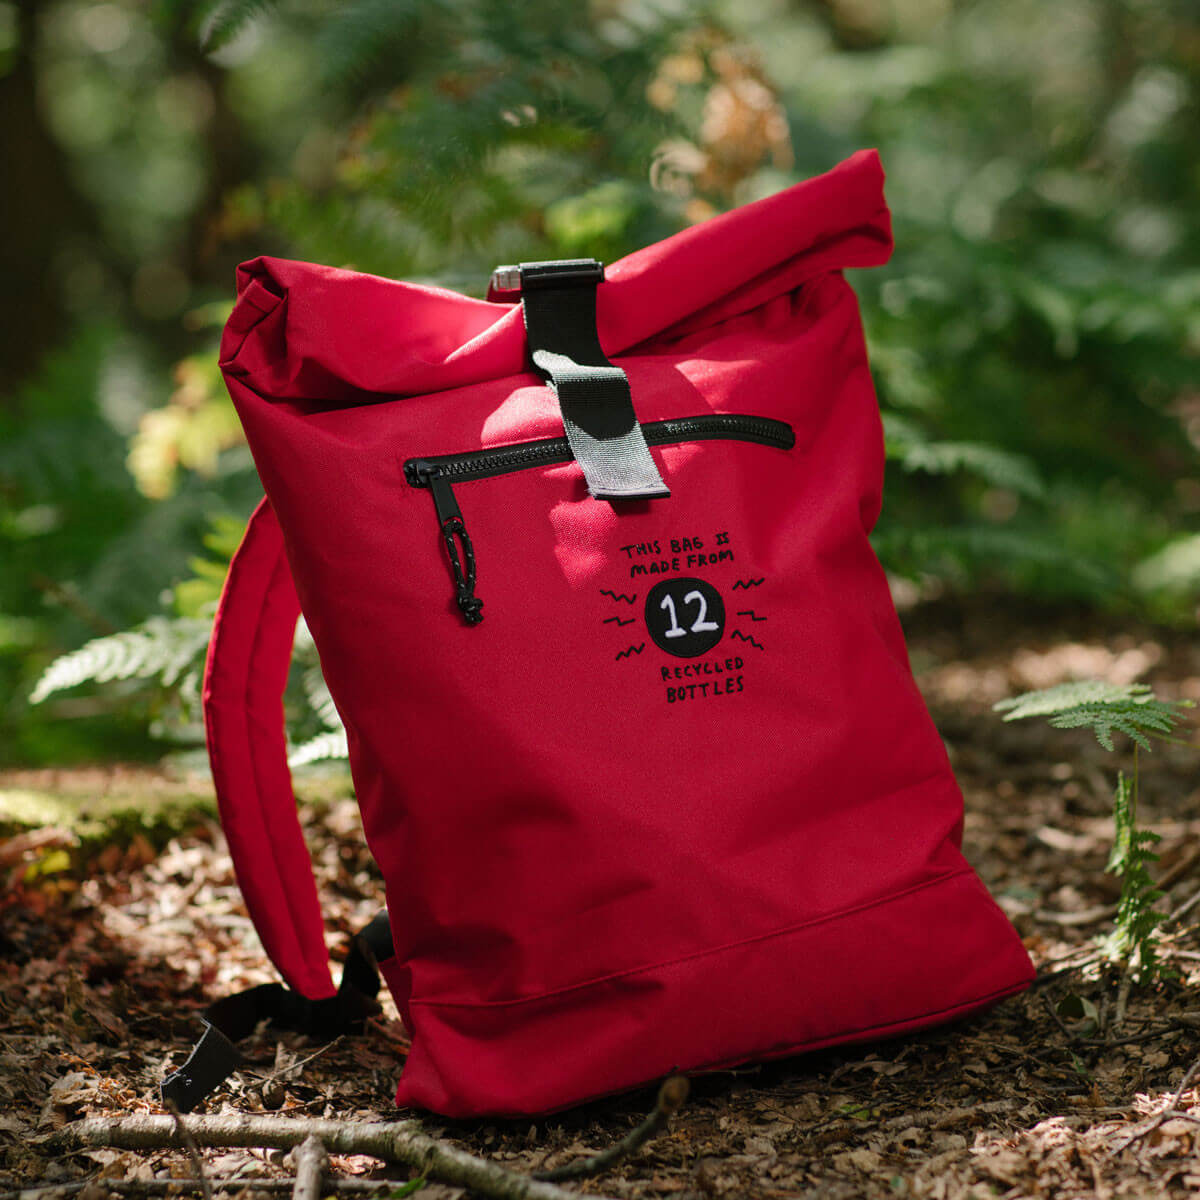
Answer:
48;1113;609;1200
292;1135;327;1200
0;1177;410;1199
535;1075;689;1182
164;1101;213;1200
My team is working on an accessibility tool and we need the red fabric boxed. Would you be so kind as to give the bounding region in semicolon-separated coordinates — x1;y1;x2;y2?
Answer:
202;500;334;1000
213;149;1033;1117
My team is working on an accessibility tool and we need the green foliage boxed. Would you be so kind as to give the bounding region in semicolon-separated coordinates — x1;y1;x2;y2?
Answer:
25;519;352;764
995;681;1192;981
1133;534;1200;599
871;524;1115;597
9;0;1200;765
995;681;1191;751
1098;770;1167;982
288;730;349;767
288;622;350;766
882;414;1044;499
29;617;213;706
172;514;248;618
194;0;280;51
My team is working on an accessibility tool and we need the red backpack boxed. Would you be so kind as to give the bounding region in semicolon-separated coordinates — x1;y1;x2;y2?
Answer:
164;150;1033;1118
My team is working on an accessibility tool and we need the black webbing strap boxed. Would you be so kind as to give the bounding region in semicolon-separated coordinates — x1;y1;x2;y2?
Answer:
519;259;670;502
160;910;394;1112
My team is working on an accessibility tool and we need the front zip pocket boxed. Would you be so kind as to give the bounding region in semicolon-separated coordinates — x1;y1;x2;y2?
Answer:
404;414;795;625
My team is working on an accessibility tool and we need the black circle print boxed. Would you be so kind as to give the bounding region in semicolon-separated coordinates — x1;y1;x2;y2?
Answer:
645;577;725;658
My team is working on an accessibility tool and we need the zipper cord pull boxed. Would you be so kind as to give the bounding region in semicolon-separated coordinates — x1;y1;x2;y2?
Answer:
410;463;484;626
441;515;483;625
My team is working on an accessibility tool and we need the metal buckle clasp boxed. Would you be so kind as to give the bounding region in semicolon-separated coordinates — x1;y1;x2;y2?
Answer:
486;259;604;303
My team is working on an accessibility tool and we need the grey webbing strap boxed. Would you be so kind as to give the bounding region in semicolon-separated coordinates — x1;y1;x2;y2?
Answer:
519;259;670;501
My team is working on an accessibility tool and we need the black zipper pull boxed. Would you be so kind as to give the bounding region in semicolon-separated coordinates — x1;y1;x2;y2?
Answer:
407;462;484;626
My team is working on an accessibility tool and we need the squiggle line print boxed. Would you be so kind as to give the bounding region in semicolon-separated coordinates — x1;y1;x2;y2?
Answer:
615;644;645;660
731;578;765;590
731;630;764;651
600;589;638;604
603;616;636;626
736;610;767;622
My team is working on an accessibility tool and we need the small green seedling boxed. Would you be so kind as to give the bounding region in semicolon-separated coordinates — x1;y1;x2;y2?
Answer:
994;681;1193;982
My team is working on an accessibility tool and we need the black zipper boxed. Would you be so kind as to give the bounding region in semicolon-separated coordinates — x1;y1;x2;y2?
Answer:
405;414;795;626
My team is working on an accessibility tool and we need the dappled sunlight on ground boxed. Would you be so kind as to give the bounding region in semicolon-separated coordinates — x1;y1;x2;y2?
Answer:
2;602;1200;1197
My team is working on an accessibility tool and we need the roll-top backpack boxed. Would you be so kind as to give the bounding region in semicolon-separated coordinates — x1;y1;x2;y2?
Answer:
164;150;1033;1119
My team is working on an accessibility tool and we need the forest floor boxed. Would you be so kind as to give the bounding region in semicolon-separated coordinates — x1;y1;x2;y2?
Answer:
2;599;1200;1200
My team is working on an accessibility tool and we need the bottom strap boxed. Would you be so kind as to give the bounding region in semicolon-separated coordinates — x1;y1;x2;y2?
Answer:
161;911;394;1112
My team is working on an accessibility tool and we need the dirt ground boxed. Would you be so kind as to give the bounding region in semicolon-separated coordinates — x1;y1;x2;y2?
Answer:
2;599;1199;1200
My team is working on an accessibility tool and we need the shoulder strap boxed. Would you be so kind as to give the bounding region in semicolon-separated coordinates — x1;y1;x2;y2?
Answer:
202;497;334;1000
161;508;395;1111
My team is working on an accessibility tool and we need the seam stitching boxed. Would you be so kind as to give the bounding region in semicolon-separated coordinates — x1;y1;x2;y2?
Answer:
411;866;975;1010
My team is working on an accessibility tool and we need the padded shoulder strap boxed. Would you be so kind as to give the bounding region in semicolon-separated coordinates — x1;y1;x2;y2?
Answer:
203;498;336;1000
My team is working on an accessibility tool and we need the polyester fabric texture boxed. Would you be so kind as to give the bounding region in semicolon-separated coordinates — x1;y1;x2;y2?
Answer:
211;149;1035;1117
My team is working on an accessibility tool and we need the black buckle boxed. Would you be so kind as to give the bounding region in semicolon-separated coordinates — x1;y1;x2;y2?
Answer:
487;259;604;301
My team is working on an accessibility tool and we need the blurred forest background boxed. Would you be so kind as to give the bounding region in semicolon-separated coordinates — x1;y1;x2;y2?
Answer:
3;0;1198;768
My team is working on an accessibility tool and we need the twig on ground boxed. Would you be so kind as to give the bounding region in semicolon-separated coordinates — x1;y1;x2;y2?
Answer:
292;1135;327;1200
1114;968;1133;1027
47;1113;610;1200
259;1037;344;1086
534;1075;689;1183
0;1178;411;1199
1084;1026;1185;1049
1156;847;1200;895
1032;952;1102;987
1110;1053;1200;1156
1041;992;1083;1043
1168;887;1200;926
1035;904;1115;927
163;1100;213;1200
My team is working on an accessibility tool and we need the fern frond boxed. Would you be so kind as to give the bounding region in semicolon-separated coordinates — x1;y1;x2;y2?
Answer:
313;0;430;87
198;0;280;51
1098;771;1167;980
994;681;1189;751
882;414;1044;498
1047;702;1180;752
302;664;342;731
288;729;349;767
30;617;212;704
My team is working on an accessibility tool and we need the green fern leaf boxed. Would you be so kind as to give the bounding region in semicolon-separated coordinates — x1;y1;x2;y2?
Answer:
30;617;212;704
881;414;1044;498
995;682;1188;751
288;729;349;767
313;0;429;87
302;664;342;731
1097;773;1168;981
197;0;280;51
995;681;1152;718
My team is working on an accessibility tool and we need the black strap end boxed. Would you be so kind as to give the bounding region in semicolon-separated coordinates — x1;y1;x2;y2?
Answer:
160;1021;244;1113
157;912;393;1112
